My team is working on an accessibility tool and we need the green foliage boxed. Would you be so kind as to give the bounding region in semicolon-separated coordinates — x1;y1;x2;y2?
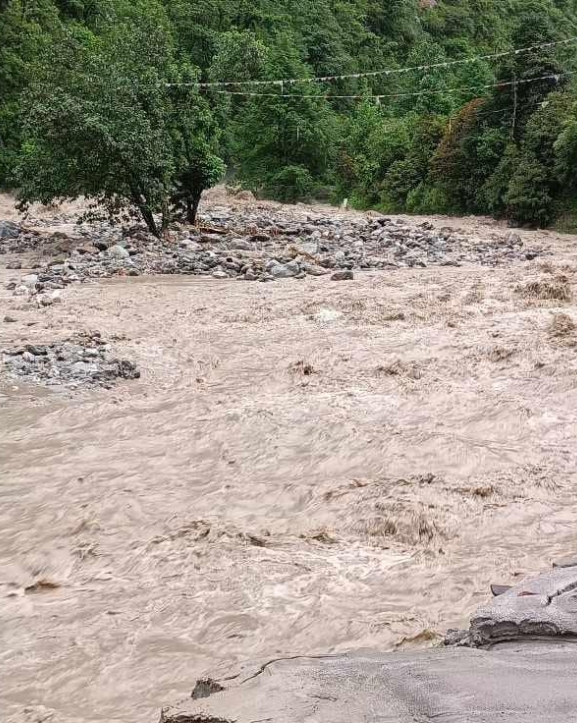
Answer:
0;0;61;183
3;0;577;227
406;183;453;214
504;92;574;224
504;155;554;225
15;5;224;235
555;103;577;188
226;38;335;199
264;165;315;202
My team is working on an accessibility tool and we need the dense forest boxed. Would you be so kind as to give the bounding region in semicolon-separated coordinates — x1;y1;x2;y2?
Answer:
2;0;577;233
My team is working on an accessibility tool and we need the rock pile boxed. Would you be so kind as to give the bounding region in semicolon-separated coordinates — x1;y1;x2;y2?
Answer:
2;205;547;294
0;220;20;241
2;331;140;388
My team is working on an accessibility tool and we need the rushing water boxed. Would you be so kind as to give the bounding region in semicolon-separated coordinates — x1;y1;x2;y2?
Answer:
2;261;577;722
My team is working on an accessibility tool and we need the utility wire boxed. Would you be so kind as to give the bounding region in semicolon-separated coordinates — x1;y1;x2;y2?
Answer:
165;36;577;88
206;71;573;100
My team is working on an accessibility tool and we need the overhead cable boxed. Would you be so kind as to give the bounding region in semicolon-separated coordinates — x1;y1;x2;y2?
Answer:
165;36;577;89
206;70;573;100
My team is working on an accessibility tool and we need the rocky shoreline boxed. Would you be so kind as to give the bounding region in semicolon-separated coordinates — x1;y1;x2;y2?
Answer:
1;204;547;303
0;200;556;390
2;331;140;389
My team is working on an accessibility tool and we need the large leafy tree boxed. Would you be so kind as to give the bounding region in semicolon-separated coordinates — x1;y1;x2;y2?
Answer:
15;2;224;235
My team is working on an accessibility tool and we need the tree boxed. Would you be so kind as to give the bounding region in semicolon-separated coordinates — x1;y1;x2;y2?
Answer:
0;0;61;185
4;0;577;226
380;114;445;209
334;100;404;207
169;85;226;223
504;91;573;225
430;98;492;210
15;4;224;235
555;100;577;189
228;37;336;201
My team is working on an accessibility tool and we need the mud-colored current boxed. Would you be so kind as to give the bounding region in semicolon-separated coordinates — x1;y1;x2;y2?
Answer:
2;207;577;722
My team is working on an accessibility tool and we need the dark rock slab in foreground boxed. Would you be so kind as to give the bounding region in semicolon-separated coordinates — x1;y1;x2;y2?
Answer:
161;564;577;723
160;644;577;723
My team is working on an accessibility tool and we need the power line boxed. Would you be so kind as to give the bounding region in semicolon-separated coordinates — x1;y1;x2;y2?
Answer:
166;36;577;89
207;70;573;100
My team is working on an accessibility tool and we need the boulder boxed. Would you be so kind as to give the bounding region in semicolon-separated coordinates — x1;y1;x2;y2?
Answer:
268;261;299;279
331;270;354;281
0;221;20;240
160;644;577;723
302;262;328;277
108;244;130;259
468;563;577;646
21;273;39;288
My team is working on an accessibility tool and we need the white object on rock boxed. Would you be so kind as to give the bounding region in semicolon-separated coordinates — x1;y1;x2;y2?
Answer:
21;274;38;287
108;244;130;259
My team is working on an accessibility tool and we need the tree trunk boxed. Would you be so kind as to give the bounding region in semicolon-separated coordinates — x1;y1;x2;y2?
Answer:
160;198;170;237
139;205;160;238
186;189;202;225
129;184;161;238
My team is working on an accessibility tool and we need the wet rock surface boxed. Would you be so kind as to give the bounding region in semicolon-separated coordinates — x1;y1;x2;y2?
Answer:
161;644;577;723
464;563;577;646
162;564;577;722
441;563;577;648
0;220;21;241
1;204;548;299
2;331;140;388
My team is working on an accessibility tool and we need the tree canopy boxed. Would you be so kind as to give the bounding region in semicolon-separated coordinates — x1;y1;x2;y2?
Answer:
2;0;577;228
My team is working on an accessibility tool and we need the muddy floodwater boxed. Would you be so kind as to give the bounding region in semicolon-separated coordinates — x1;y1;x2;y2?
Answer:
2;200;577;722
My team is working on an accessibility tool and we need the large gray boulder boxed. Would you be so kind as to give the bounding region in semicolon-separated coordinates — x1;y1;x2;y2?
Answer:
160;563;577;722
160;644;577;723
468;563;577;646
0;220;20;240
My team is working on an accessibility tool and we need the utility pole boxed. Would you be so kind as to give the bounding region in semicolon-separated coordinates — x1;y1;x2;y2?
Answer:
511;74;518;139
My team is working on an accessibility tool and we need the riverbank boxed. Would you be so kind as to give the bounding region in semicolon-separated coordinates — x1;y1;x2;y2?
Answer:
2;191;577;722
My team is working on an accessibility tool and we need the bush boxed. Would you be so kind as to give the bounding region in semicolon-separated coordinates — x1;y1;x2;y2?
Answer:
505;157;554;226
263;165;316;203
406;183;452;214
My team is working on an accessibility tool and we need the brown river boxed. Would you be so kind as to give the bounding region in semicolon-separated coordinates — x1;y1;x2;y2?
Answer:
2;207;577;722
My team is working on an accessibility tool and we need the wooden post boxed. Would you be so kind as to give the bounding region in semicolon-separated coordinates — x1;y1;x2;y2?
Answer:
511;74;518;138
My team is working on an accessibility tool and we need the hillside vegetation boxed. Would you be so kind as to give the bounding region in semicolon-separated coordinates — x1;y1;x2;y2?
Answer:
2;0;577;230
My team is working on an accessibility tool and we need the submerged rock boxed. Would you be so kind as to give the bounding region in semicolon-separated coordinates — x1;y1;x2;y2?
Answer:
2;332;140;389
331;270;354;281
